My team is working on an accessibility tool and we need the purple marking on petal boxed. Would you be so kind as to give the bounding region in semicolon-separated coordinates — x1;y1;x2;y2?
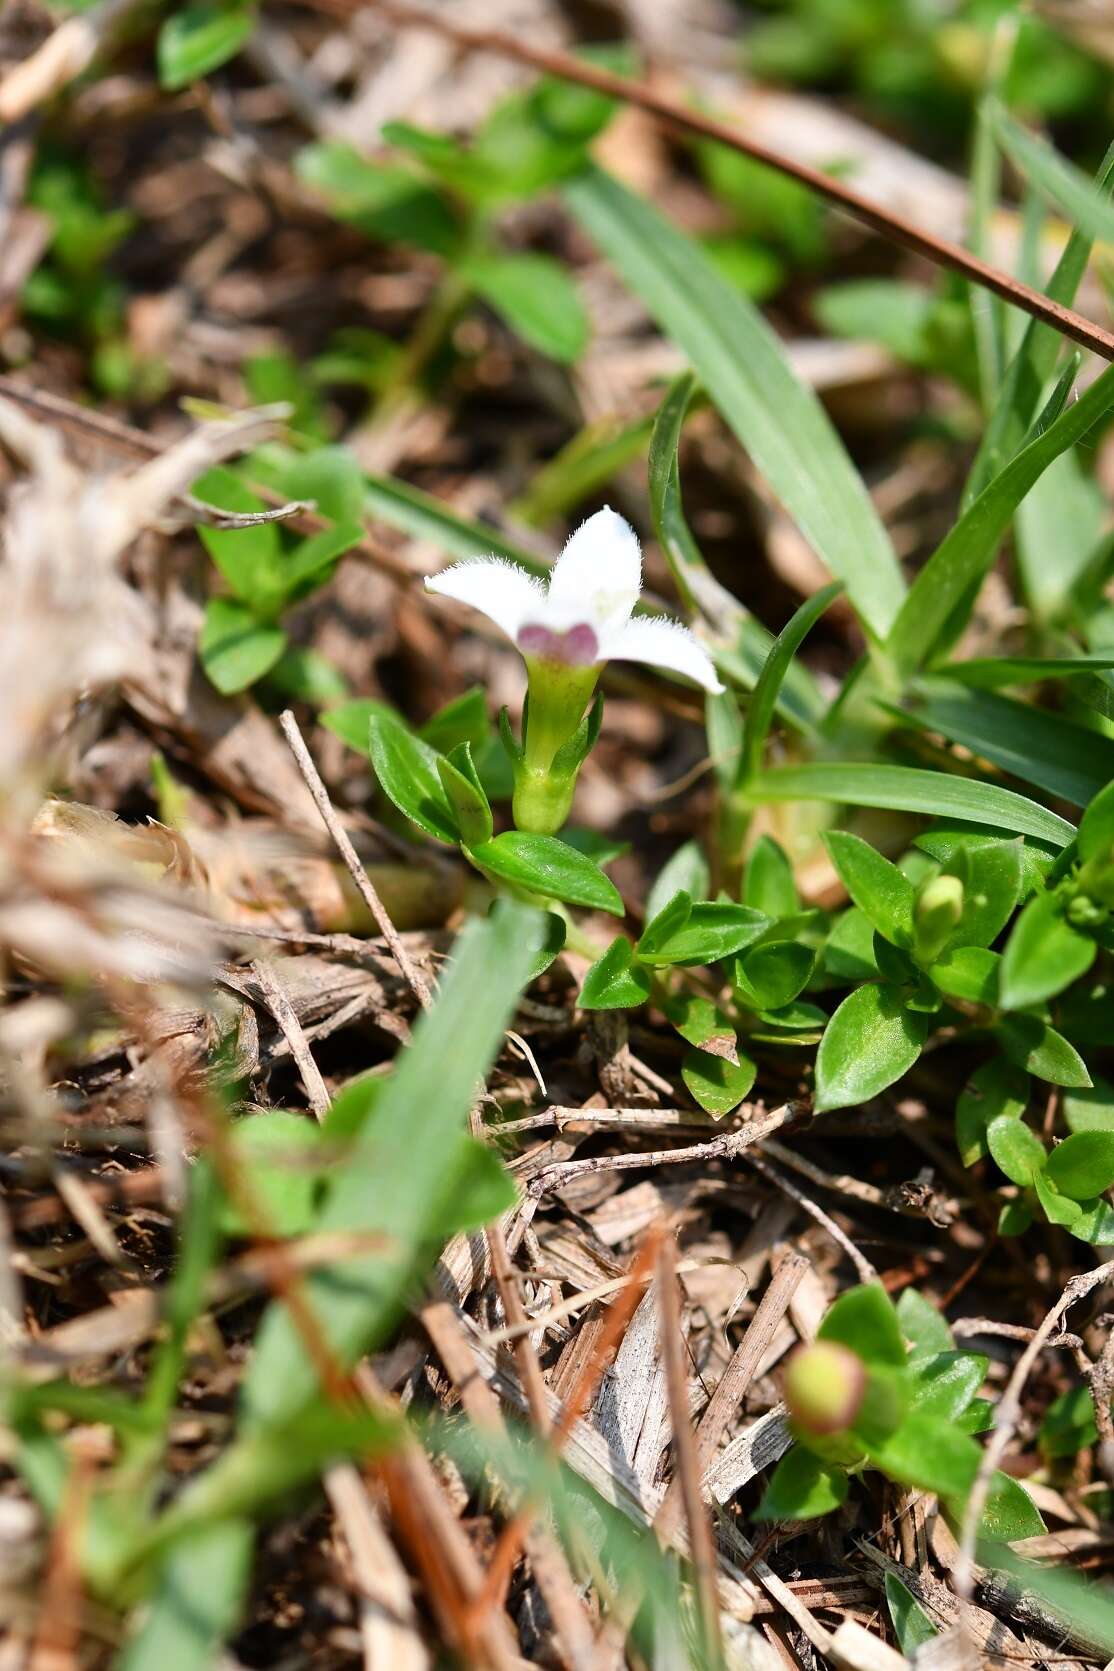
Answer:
517;621;599;665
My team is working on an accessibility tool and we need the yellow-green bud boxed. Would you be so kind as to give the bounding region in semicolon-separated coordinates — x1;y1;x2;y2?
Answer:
783;1340;866;1438
913;873;964;965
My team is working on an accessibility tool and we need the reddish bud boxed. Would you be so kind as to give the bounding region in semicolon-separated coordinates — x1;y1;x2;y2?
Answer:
784;1340;867;1437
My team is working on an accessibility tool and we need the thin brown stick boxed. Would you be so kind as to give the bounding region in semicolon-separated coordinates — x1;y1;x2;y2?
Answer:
487;1220;551;1438
527;1101;802;1197
657;1235;723;1669
655;1252;807;1550
351;0;1114;364
278;709;433;1010
253;958;331;1118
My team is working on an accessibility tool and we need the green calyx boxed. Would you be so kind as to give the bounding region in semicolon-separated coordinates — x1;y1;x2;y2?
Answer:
913;873;964;964
503;657;603;835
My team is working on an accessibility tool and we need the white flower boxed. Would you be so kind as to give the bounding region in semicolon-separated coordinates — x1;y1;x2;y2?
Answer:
425;507;724;694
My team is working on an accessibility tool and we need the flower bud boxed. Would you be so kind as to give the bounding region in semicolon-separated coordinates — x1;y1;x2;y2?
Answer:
913;873;964;965
784;1340;866;1438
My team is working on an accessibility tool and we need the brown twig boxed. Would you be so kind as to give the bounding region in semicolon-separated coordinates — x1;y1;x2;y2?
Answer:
350;0;1114;363
526;1101;802;1197
657;1235;723;1668
278;709;433;1010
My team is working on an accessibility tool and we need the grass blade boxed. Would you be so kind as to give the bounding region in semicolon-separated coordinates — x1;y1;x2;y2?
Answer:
647;373;822;728
964;139;1114;507
882;683;1114;807
564;165;906;641
989;101;1114;247
887;361;1114;676
740;582;842;784
747;762;1074;846
241;898;543;1426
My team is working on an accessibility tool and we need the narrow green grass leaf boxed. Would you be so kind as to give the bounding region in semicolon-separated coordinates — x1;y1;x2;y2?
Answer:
884;683;1114;807
964;140;1114;508
362;473;548;574
118;1521;253;1671
740;581;842;783
887;360;1114;675
989;101;1114;246
241;899;543;1426
748;762;1075;846
564;165;905;640
647;374;822;727
936;653;1114;688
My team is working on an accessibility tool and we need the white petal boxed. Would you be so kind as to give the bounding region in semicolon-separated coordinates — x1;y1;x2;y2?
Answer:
604;615;725;693
546;506;641;636
425;558;545;642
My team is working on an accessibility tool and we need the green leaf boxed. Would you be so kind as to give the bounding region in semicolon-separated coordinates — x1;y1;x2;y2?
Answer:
646;840;709;922
241;899;543;1425
819;1283;906;1368
436;743;493;847
1040;1384;1098;1459
928;947;1000;1006
1079;778;1114;863
963;139;1114;509
322;697;399;754
222;1112;323;1238
915;824;1057;897
744;835;800;917
733;941;815;1011
446;1139;519;1233
1070;1197;1114;1244
369;711;460;844
194;467;280;606
909;1352;988;1422
666;993;737;1055
157;2;255;90
976;1473;1046;1542
468;831;623;914
823;906;880;982
1035;1171;1083;1228
749;762;1075;848
465;252;588;363
887;683;1114;808
265;646;348;707
578;937;652;1010
935;654;1114;690
896;1288;954;1360
1046;1131;1114;1200
118;1520;253;1671
563;166;904;640
823;831;914;949
989;102;1114;246
956;1059;1030;1168
1000;890;1096;1010
885;1573;939;1655
867;1412;980;1496
887;359;1114;674
999;1013;1092;1088
682;1047;756;1117
740;581;843;782
295;144;459;256
814;984;929;1113
276;521;363;604
636;893;769;967
1065;1077;1114;1134
199;598;286;694
754;1445;849;1521
987;1115;1047;1186
944;838;1023;949
362;474;545;573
